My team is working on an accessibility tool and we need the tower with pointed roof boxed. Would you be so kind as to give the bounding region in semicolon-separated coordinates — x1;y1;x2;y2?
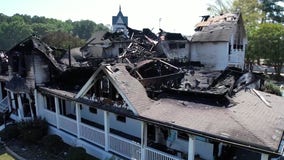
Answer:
112;5;128;33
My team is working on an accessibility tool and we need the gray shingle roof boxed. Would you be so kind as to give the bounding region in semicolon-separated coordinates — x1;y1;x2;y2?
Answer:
192;13;239;42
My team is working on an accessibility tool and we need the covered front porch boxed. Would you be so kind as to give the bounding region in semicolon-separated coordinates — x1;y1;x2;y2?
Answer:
36;90;202;160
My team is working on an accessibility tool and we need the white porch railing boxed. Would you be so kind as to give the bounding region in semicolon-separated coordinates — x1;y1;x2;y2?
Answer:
109;133;141;160
58;115;77;135
80;123;105;148
43;109;57;126
145;147;182;160
42;108;183;160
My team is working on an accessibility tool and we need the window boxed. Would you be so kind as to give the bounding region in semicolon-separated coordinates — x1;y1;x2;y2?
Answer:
12;55;19;72
119;48;124;54
178;43;185;48
169;43;177;49
116;115;126;123
45;95;55;112
89;107;97;114
177;131;188;140
59;98;66;115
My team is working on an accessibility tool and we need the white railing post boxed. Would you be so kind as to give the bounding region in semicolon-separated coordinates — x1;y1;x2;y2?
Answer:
188;135;195;160
76;103;81;138
17;94;23;119
104;111;110;151
261;153;269;160
54;97;60;129
141;121;147;160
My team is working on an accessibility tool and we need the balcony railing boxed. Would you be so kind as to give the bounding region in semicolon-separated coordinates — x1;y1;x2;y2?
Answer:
43;109;56;126
145;147;183;160
42;108;183;160
109;133;141;160
80;123;105;148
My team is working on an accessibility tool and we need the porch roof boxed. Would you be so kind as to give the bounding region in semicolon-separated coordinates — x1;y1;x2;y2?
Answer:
139;90;284;153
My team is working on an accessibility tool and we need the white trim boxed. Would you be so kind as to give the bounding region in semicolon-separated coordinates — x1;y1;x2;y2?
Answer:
188;135;195;160
75;66;102;98
261;153;269;160
104;111;110;151
76;103;81;138
141;121;147;160
55;96;60;129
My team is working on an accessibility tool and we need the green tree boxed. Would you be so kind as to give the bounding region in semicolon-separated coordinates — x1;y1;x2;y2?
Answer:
0;21;33;50
41;31;85;49
0;13;109;50
207;0;233;15
232;0;263;31
260;0;284;23
250;23;284;76
72;20;96;40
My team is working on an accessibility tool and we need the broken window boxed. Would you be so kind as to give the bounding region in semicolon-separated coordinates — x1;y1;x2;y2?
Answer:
233;24;243;51
179;43;186;48
116;115;126;123
177;131;188;140
169;43;178;49
45;95;55;112
84;72;124;108
59;99;66;115
11;52;26;77
100;76;110;94
12;55;19;72
89;107;97;114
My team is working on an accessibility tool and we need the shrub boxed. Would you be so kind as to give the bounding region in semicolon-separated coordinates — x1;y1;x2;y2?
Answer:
264;81;281;96
0;123;19;141
41;134;64;154
17;118;48;144
66;147;87;160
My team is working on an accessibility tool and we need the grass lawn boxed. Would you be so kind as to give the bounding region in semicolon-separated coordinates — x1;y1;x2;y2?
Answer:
0;153;15;160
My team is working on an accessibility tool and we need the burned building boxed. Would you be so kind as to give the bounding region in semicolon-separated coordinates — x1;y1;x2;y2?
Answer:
0;12;282;160
190;12;247;70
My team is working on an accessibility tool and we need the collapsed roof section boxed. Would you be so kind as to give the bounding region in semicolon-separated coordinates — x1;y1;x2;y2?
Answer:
192;13;242;42
6;35;65;72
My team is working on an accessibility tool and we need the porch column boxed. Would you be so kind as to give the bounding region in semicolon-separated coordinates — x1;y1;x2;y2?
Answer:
0;82;2;100
188;135;195;160
104;111;110;151
54;97;60;129
33;89;39;117
17;94;24;119
75;103;81;138
7;91;11;112
10;92;16;112
140;121;147;160
261;153;269;160
27;94;35;119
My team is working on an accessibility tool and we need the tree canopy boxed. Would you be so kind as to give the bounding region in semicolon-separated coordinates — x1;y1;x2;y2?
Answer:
249;23;284;75
0;13;109;50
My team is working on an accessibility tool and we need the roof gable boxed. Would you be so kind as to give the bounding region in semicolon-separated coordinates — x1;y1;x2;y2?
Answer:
75;64;152;115
112;7;128;26
192;13;244;42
